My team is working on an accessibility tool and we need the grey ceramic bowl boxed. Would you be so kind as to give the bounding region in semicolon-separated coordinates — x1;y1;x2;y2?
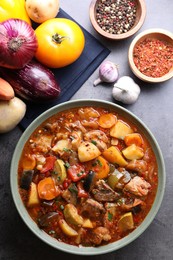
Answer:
10;99;165;255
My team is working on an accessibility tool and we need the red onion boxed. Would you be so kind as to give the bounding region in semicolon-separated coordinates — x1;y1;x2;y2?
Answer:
0;19;38;69
0;60;61;103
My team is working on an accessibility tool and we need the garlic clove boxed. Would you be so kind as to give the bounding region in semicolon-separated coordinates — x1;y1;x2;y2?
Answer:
112;76;140;104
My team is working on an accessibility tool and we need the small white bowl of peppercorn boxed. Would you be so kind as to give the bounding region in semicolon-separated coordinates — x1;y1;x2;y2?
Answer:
128;28;173;83
89;0;146;40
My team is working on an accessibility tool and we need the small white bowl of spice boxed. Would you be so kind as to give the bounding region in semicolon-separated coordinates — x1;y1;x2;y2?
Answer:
128;28;173;83
89;0;146;40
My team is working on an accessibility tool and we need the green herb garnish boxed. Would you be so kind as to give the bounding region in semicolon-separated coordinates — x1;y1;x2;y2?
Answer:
91;140;97;145
108;212;113;221
63;148;71;152
64;162;70;168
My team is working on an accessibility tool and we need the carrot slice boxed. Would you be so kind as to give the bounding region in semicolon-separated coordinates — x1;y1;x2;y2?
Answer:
98;113;117;128
37;177;59;200
93;156;110;180
124;133;143;147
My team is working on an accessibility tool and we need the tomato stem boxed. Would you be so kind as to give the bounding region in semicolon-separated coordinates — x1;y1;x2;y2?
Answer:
52;33;68;44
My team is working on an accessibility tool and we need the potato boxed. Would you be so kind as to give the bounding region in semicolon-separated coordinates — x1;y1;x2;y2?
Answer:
82;219;94;229
0;97;26;133
102;146;128;167
122;144;144;160
26;0;60;23
110;120;133;140
78;141;101;162
52;139;72;154
27;182;40;207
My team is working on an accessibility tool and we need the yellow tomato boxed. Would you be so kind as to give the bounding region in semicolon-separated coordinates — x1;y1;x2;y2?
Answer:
0;0;31;24
35;18;85;68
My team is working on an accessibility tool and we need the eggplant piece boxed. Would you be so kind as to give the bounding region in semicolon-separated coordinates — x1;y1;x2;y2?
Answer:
38;212;59;228
0;60;61;103
20;170;34;190
83;170;96;192
92;180;120;202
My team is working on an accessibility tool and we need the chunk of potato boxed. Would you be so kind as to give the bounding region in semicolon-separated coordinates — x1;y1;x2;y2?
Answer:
110;120;133;140
122;144;144;160
102;146;128;167
82;219;94;229
78;141;101;162
59;219;78;237
52;139;71;154
27;182;40;207
118;212;134;232
64;204;84;226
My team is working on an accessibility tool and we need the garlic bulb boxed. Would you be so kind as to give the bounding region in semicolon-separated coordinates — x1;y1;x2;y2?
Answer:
94;60;119;86
112;76;140;104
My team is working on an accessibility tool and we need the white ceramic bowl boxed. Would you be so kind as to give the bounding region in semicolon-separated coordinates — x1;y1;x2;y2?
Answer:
10;99;165;255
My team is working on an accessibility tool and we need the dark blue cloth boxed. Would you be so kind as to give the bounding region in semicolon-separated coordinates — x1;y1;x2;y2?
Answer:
20;9;110;129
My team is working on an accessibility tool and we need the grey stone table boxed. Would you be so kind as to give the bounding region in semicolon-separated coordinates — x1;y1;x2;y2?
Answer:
0;0;172;259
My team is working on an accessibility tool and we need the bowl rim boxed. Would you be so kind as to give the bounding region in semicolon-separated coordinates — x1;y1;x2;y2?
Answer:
10;99;166;255
128;28;173;82
89;0;147;40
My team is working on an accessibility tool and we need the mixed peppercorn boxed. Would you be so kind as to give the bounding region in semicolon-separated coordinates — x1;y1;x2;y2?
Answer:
96;0;137;34
133;38;173;78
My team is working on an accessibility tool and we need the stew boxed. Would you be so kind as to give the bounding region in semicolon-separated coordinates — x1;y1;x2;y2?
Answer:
18;106;158;247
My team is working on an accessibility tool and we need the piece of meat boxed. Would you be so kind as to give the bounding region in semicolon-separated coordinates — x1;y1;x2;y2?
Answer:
67;120;87;133
30;135;52;153
124;176;151;196
120;198;145;211
81;198;105;219
62;187;77;205
89;227;111;246
78;107;100;120
92;180;120;202
126;159;148;173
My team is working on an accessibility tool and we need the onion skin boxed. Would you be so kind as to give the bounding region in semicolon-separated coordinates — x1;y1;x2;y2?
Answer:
0;60;61;103
0;19;38;69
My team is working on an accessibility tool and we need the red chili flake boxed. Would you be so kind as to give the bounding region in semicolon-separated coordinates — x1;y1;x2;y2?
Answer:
133;38;173;78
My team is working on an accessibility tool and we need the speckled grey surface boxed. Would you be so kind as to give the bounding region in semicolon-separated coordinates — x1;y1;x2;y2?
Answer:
0;0;173;259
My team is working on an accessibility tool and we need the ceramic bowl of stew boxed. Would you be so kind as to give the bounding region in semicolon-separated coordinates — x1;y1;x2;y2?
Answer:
128;28;173;83
89;0;146;40
10;99;165;255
